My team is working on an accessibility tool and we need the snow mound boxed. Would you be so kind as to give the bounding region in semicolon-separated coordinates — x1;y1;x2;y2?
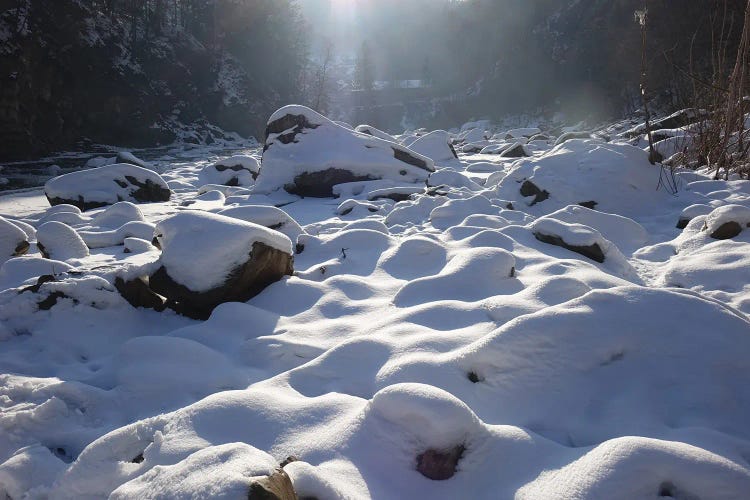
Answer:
393;247;517;306
703;204;750;239
355;124;397;142
0;216;30;264
78;221;155;249
539;205;649;253
90;202;146;229
217;205;304;243
407;130;458;163
154;211;293;292
36;221;89;261
497;140;669;217
0;256;74;290
199;155;259;187
110;443;277;500
255;105;434;197
45;164;171;210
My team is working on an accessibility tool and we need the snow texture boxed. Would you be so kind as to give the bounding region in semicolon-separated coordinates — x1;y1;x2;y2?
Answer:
154;211;293;292
1;111;750;499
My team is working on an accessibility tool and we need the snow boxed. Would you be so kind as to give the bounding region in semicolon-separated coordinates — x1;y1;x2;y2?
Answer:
354;124;397;142
154;211;293;292
494;139;674;217
44;164;170;207
703;204;750;235
199;155;259;187
255;105;434;195
36;221;89;262
0;216;29;264
1;112;750;498
406;130;457;164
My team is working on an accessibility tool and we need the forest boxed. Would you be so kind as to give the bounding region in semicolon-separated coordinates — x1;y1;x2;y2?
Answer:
2;0;748;159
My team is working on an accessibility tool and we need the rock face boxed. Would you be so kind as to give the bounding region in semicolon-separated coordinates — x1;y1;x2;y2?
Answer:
416;445;465;480
500;142;529;158
45;164;171;210
534;232;606;263
520;180;550;205
255;105;434;198
710;221;743;240
248;468;298;500
148;211;294;319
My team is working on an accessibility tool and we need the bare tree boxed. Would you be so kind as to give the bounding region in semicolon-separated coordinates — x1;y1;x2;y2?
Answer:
312;40;334;114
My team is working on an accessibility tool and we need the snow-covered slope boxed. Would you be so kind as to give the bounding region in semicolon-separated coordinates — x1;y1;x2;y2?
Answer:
1;112;749;499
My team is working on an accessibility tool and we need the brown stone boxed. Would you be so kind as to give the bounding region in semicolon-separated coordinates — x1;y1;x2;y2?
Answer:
520;180;549;205
248;468;298;500
149;241;293;320
114;276;167;311
710;221;743;240
284;169;376;198
416;445;465;480
534;232;606;263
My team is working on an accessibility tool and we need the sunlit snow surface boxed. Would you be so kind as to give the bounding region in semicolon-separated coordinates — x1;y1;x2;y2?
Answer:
1;135;750;499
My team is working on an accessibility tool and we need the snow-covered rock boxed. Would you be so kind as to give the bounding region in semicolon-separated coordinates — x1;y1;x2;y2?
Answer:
218;205;304;243
407;130;458;163
255;106;434;197
36;221;90;261
0;217;30;264
354;124;397;142
199;155;260;187
149;211;293;318
497;140;670;217
45;164;171;210
0;256;74;290
702;204;750;239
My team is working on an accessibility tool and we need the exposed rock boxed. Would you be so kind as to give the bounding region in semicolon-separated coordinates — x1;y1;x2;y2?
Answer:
285;169;376;198
248;468;298;500
114;277;166;311
534;232;606;263
416;445;465;480
676;218;690;230
520;180;550;205
578;201;598;210
709;221;743;240
149;241;293;320
500;142;529;158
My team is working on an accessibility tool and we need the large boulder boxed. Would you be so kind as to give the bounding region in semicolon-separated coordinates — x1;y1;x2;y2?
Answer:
149;211;294;319
255;105;434;198
45;164;171;210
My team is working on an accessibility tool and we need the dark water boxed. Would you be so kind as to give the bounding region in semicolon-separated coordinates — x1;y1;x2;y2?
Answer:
0;141;259;192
